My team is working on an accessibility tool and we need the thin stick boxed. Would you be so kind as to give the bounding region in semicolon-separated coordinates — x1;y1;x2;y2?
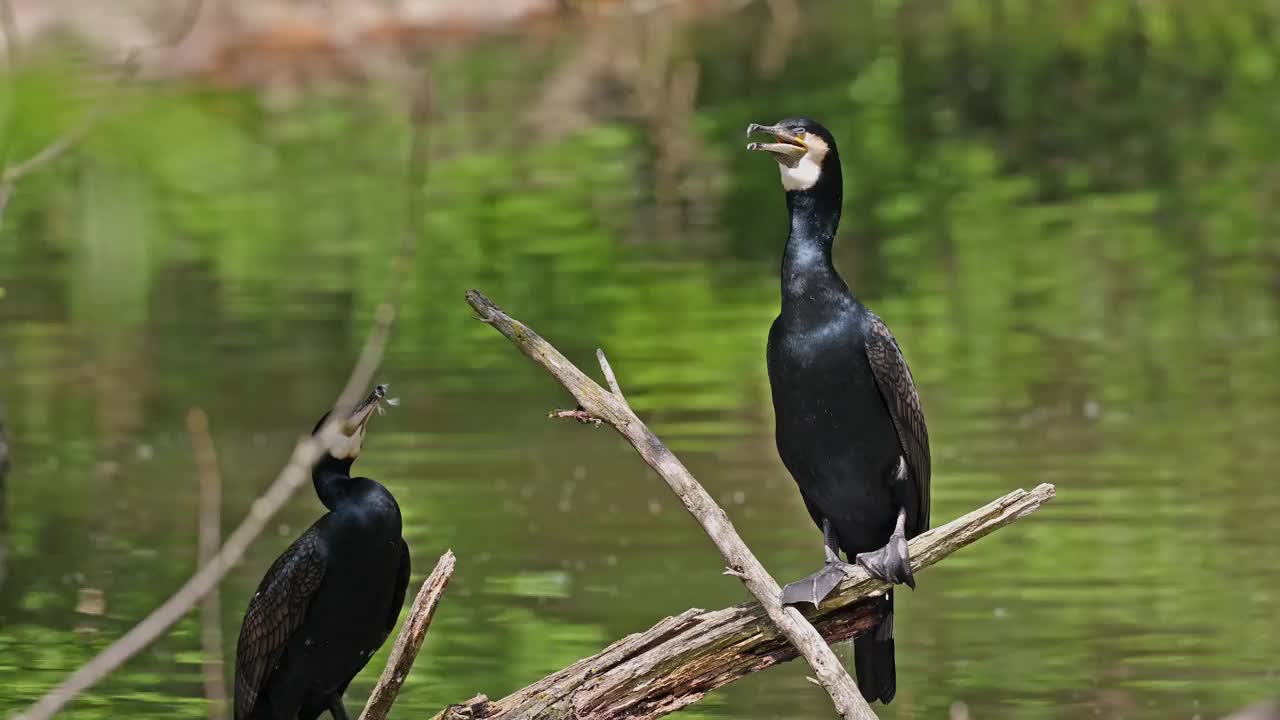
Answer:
359;551;457;720
596;348;624;399
12;56;433;720
465;290;877;720
187;408;228;720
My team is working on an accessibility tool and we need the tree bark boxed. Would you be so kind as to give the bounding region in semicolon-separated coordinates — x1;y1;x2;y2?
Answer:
434;484;1056;720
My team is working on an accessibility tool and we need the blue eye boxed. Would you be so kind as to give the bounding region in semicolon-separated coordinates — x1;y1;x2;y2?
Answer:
793;128;806;136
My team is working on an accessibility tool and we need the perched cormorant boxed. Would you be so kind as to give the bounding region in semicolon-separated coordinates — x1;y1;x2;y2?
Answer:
235;385;409;720
747;119;931;704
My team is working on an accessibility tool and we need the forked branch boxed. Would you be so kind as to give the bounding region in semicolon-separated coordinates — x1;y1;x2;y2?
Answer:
466;289;875;718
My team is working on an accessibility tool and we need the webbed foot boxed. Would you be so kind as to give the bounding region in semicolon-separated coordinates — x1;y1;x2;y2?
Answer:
854;532;915;590
780;561;857;608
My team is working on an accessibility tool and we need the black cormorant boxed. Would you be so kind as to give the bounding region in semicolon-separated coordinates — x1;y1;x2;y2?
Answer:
747;119;931;704
235;385;409;720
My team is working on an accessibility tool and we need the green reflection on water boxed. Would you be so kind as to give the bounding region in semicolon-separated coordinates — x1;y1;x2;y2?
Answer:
2;1;1279;718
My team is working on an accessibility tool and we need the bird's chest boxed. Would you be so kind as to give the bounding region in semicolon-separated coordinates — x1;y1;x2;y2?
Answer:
768;316;898;477
315;527;402;627
296;523;403;684
769;318;877;425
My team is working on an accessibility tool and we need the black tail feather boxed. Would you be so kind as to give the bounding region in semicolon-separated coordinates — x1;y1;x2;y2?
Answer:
853;590;896;704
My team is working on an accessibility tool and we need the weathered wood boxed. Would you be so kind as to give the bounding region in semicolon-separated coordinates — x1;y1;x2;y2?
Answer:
466;289;874;719
432;484;1056;719
360;551;457;720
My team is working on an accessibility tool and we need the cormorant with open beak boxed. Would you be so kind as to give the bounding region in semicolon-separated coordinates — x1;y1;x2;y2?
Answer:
235;384;409;720
747;119;931;704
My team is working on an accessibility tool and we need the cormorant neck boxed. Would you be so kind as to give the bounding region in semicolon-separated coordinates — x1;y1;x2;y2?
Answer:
782;188;843;302
313;453;356;511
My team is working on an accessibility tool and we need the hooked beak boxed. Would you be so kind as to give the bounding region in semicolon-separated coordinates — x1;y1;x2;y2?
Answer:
746;123;807;167
341;384;389;437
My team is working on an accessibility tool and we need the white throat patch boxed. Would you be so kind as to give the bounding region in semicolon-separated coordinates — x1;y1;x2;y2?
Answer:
779;154;822;191
777;134;829;192
330;431;364;460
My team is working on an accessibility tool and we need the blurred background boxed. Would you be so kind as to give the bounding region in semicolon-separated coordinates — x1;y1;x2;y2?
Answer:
1;0;1278;718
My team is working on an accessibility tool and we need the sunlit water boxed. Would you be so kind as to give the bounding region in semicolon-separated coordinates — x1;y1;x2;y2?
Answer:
2;2;1279;718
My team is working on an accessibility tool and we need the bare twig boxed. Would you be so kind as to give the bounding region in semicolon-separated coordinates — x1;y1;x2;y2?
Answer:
359;551;457;720
465;290;877;719
186;408;228;720
596;348;624;399
432;484;1056;719
549;409;603;426
11;56;433;720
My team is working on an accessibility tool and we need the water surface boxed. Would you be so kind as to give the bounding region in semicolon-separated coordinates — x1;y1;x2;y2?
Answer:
1;2;1279;718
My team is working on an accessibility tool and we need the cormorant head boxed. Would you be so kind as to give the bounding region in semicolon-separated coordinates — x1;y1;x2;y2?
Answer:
746;118;841;194
311;384;393;462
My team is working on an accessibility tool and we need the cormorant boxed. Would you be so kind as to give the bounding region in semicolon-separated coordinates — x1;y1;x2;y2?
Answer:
235;385;409;720
747;119;931;704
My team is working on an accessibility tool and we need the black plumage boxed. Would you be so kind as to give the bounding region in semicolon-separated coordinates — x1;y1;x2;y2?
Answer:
235;386;410;720
748;118;931;704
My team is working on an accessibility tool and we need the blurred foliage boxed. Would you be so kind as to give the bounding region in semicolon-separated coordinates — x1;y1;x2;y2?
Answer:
0;0;1278;718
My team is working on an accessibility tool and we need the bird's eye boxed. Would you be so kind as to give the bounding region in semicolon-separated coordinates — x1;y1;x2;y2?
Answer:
793;127;806;136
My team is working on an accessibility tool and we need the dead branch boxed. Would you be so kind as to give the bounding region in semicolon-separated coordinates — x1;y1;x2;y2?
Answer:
464;290;875;719
432;484;1056;719
186;408;228;720
359;551;458;720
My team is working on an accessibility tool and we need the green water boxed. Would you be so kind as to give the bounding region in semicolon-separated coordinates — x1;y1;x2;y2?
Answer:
2;1;1279;718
